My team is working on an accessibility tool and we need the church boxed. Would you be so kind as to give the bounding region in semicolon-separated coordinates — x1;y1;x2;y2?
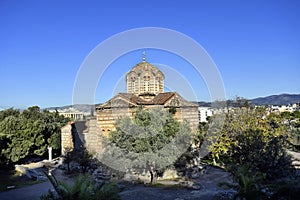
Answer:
96;54;199;135
61;54;199;155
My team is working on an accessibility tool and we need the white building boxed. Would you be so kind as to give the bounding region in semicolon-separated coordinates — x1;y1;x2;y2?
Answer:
49;107;85;120
198;107;215;122
268;103;299;114
58;112;84;120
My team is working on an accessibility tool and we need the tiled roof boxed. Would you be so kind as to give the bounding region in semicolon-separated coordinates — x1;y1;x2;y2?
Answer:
97;92;198;109
119;92;175;105
118;93;148;104
151;92;175;105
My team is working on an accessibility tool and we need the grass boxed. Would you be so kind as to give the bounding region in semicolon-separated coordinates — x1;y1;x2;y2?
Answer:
0;169;46;192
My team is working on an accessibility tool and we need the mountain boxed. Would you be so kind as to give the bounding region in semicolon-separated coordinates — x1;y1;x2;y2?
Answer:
196;94;300;107
249;94;300;106
193;101;212;107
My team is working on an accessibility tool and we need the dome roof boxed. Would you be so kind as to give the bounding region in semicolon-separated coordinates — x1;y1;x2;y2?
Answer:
126;58;165;95
127;61;164;78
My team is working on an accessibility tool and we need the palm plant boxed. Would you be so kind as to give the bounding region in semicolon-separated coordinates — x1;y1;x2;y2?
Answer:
233;165;266;200
40;172;120;200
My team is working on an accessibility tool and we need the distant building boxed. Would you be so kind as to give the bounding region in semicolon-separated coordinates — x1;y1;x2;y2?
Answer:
59;112;84;120
267;103;300;114
198;107;215;122
49;107;85;120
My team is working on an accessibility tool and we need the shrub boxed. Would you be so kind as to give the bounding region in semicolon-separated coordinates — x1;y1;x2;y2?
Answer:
40;173;120;200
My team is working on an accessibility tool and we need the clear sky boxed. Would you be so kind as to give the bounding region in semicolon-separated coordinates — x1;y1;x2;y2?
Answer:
0;0;299;109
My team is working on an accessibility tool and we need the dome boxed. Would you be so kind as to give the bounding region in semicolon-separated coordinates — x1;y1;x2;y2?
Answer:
126;60;164;96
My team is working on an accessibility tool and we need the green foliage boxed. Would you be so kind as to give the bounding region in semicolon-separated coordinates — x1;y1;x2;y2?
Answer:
194;122;208;147
223;129;293;180
107;107;191;183
174;121;209;172
0;108;20;121
41;173;120;200
209;102;294;181
168;106;177;115
0;107;69;165
233;165;266;200
110;108;182;154
279;110;300;151
75;147;94;174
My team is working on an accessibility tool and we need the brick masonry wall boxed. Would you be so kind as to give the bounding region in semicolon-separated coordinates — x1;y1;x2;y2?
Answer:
61;123;73;154
61;106;199;156
61;117;104;156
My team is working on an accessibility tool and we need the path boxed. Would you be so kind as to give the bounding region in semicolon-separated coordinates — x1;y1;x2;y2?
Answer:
119;166;234;200
120;185;216;200
0;181;52;200
0;166;234;200
0;169;73;200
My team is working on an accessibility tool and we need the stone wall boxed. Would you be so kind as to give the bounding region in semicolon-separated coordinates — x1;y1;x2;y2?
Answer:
62;106;199;156
82;117;102;155
61;123;74;154
96;105;199;136
177;107;200;132
96;107;134;136
61;117;103;156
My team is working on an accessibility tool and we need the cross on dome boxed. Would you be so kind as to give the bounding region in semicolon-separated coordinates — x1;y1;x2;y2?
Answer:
142;51;146;62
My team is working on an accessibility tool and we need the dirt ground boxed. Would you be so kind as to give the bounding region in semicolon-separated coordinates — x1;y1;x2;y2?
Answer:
0;166;234;200
119;166;234;200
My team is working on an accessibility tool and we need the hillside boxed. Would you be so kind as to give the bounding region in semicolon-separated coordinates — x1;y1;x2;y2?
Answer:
249;94;300;106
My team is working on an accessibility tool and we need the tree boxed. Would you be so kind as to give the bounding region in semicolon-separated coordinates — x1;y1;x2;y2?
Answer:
174;121;208;171
0;108;20;121
279;110;300;151
105;107;192;184
75;147;94;174
209;102;294;181
0;106;69;165
194;122;209;148
0;115;38;163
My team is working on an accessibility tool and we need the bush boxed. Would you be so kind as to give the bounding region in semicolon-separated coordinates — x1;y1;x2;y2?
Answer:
40;173;120;200
210;106;294;181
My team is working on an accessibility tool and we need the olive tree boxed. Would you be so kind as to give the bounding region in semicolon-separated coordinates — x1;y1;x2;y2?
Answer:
102;107;192;184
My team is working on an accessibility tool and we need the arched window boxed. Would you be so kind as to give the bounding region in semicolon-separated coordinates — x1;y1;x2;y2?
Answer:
131;76;136;93
143;74;150;92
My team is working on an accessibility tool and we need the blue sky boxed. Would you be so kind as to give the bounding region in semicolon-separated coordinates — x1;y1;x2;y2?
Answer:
0;0;299;109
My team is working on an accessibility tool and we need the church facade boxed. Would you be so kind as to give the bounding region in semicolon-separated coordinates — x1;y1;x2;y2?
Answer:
61;56;200;156
96;56;199;135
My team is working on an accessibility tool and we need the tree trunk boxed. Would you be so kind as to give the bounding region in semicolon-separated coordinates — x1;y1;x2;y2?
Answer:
150;170;157;184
